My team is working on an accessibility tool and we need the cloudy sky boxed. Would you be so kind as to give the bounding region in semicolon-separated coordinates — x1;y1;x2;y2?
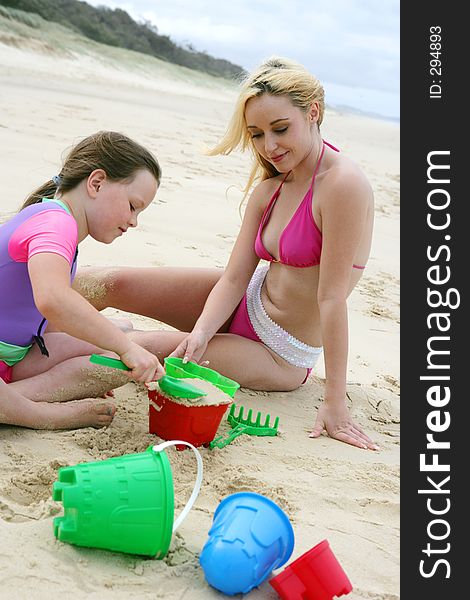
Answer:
86;0;400;119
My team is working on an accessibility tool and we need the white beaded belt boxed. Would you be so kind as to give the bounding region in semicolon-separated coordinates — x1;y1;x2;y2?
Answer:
246;265;323;369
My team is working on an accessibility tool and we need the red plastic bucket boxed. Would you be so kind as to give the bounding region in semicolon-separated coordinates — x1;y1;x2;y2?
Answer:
269;539;353;600
148;390;231;451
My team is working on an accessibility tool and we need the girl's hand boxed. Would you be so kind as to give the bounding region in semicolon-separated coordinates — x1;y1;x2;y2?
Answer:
309;397;380;450
170;330;210;364
120;342;165;383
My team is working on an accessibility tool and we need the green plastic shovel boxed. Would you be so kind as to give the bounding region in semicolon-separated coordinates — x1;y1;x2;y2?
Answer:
89;354;207;399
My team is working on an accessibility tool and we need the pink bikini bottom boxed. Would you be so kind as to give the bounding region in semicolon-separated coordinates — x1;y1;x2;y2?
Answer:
228;293;314;384
0;360;13;383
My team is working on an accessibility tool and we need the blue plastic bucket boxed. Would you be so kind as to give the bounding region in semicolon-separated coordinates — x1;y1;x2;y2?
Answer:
200;492;295;595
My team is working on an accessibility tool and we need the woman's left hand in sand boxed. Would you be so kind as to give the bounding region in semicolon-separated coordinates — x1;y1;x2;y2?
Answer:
309;398;380;450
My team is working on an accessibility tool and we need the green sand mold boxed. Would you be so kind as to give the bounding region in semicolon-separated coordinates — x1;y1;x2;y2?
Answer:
53;446;174;557
164;357;240;398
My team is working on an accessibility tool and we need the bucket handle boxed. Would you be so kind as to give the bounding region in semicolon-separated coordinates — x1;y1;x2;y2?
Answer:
152;440;203;533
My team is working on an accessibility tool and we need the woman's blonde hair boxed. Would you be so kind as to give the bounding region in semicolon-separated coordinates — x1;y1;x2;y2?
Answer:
208;56;325;198
20;131;161;210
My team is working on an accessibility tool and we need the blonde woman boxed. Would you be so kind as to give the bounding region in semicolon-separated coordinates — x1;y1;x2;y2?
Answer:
75;58;378;450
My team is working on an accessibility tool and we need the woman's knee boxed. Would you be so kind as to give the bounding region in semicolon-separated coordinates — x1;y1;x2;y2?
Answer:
73;266;118;309
106;316;134;332
241;362;305;392
269;363;307;392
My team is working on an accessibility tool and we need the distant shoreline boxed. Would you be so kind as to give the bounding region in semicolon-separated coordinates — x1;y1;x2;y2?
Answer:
328;102;400;125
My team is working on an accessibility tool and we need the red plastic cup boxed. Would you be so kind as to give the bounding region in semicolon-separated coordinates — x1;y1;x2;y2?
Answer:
148;390;231;450
269;539;353;600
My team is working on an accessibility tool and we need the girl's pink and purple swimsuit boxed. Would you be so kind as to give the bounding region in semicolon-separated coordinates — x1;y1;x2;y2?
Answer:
0;199;78;382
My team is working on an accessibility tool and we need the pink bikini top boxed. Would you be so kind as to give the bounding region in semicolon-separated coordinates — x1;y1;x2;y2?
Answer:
254;141;366;270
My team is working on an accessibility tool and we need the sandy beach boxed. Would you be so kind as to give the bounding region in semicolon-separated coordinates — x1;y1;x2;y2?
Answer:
0;14;399;600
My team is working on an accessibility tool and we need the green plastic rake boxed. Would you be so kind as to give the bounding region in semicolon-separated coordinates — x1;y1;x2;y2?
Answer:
209;404;280;449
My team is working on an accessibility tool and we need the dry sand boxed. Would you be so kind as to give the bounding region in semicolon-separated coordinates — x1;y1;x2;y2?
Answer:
0;14;399;600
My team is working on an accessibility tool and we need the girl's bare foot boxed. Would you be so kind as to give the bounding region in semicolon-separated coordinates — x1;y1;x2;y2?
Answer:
62;399;116;430
0;381;116;430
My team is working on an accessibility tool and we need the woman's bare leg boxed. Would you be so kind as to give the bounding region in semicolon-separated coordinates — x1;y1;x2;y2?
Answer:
203;333;307;390
0;378;115;429
72;267;306;387
120;329;307;391
73;266;224;332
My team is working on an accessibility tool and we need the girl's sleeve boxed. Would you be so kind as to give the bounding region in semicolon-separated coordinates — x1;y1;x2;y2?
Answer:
8;210;78;265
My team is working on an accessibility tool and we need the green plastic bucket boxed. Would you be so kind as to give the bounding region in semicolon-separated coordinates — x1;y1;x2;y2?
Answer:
52;440;203;557
164;357;240;398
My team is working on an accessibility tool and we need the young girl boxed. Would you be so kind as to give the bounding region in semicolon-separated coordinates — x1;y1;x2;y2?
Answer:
0;131;165;430
74;59;378;450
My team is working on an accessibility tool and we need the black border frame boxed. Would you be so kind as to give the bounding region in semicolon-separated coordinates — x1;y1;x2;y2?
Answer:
400;5;465;597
